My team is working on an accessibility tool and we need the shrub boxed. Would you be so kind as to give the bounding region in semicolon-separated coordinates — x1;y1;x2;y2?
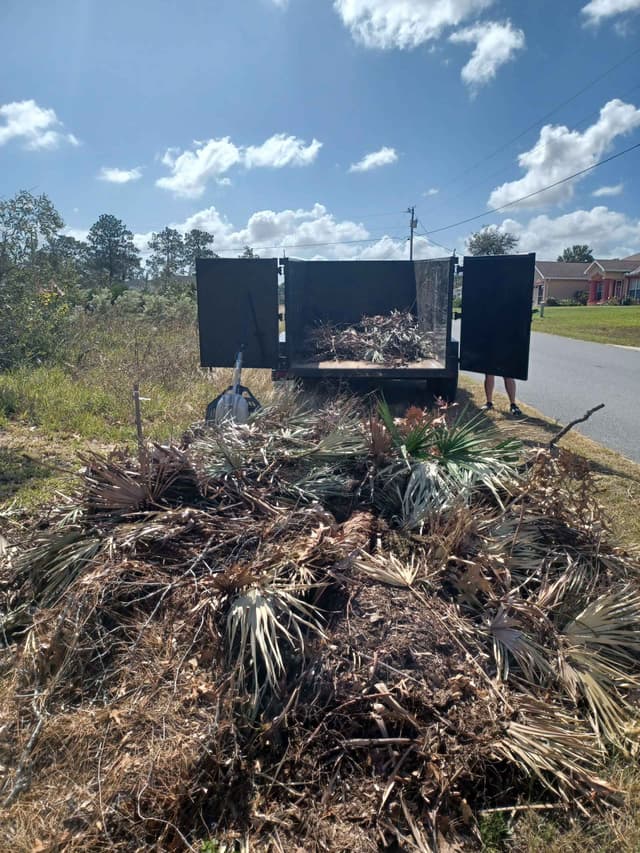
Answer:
545;296;559;307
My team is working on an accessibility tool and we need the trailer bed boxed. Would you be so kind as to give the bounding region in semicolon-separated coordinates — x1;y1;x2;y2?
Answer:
288;357;446;378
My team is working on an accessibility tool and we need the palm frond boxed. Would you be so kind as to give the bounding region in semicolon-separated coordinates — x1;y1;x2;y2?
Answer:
227;581;325;714
489;604;554;683
559;587;640;746
494;699;610;798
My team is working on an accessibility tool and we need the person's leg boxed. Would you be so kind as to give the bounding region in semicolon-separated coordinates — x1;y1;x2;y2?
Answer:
503;378;523;416
483;375;495;410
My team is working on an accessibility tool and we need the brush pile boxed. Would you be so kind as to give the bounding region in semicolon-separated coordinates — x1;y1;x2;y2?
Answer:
307;310;438;364
1;390;640;852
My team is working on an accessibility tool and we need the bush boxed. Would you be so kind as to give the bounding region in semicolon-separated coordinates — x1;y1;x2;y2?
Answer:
545;296;559;306
574;290;588;305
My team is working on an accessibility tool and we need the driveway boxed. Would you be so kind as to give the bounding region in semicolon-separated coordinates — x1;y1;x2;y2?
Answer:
454;320;640;462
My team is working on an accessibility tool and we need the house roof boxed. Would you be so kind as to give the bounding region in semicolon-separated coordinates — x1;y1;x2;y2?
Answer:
535;261;590;280
585;258;640;275
624;253;640;262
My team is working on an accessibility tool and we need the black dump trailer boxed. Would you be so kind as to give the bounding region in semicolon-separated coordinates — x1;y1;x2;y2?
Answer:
196;253;535;402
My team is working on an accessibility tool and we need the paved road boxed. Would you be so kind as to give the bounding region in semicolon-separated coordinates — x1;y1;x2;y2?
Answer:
453;321;640;462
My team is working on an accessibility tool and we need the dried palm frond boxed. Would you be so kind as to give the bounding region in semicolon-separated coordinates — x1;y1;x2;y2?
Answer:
227;580;325;713
307;310;437;365
355;551;434;588
559;586;640;746
489;604;554;683
494;698;609;798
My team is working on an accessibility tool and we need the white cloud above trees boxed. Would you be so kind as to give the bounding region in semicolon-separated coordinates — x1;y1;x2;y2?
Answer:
98;167;142;184
0;99;79;150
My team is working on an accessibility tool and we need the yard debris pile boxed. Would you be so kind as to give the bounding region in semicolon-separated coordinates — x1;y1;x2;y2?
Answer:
1;389;640;851
307;309;439;364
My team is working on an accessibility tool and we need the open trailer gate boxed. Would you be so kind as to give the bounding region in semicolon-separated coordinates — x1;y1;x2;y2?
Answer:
196;252;535;401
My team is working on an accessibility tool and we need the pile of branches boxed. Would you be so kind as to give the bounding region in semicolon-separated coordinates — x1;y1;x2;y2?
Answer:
307;309;438;364
1;390;640;852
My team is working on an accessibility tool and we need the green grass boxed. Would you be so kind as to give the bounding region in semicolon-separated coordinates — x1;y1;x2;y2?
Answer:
532;305;640;347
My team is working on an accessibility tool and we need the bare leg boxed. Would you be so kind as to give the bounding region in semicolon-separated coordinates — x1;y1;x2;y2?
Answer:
484;375;495;404
503;377;517;405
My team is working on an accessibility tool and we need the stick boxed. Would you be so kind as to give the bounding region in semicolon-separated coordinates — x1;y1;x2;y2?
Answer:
549;403;605;448
132;383;148;475
478;803;565;816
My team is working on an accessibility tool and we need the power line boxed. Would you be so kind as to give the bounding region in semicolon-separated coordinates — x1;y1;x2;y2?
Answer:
421;140;640;237
444;45;640;189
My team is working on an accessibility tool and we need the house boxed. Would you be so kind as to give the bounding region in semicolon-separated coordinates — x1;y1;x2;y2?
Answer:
584;256;640;304
533;261;590;305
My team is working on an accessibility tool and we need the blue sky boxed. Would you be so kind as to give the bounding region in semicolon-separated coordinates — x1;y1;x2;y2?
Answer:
1;0;639;261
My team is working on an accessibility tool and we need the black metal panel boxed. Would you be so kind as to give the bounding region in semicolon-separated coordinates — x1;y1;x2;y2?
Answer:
460;253;535;381
196;257;279;368
285;259;416;362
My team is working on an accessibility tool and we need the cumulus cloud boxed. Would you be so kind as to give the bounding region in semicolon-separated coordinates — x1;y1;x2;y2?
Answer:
349;146;398;172
98;166;142;184
333;0;493;49
243;134;322;169
131;202;442;261
593;182;624;196
496;206;640;259
424;187;439;196
581;0;640;23
156;133;322;198
0;99;79;150
488;98;640;210
156;137;242;198
449;20;524;90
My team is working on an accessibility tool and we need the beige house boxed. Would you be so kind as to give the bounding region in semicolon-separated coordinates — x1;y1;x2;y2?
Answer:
533;261;590;305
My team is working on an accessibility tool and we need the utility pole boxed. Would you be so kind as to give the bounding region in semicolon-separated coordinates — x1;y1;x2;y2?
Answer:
407;206;417;260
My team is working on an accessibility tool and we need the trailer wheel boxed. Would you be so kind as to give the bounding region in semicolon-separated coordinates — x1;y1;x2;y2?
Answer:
426;375;458;405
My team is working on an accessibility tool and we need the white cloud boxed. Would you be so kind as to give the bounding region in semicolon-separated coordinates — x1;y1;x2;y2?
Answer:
349;146;398;172
156;133;322;198
244;133;322;169
496;206;640;259
449;20;524;89
333;0;493;49
0;99;79;150
582;0;640;23
98;166;142;184
156;137;242;198
488;98;640;210
593;182;624;196
424;187;439;196
131;201;442;261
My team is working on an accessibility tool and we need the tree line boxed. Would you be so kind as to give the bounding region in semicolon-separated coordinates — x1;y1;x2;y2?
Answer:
0;189;260;295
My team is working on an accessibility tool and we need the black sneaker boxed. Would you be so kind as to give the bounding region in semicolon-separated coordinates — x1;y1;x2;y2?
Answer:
510;403;523;417
482;401;494;411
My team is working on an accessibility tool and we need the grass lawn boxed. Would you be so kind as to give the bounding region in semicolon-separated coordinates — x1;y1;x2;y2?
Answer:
531;305;640;347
